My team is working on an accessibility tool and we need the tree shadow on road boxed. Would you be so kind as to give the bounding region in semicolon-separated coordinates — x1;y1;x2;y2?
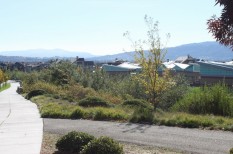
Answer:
117;123;152;133
53;151;73;154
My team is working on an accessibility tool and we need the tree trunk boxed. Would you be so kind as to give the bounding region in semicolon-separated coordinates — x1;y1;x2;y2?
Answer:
153;100;158;111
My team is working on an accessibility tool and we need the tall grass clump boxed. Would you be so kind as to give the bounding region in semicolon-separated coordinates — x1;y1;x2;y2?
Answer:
172;84;233;117
39;102;73;118
130;107;154;124
64;83;98;101
79;96;111;107
122;99;153;110
92;107;128;121
70;107;87;119
157;112;214;128
23;81;61;94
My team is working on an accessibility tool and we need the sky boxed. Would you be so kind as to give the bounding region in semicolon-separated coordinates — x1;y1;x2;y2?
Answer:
0;0;222;55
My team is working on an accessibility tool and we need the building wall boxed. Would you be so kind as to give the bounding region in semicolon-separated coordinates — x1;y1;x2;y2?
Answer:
196;62;233;86
171;71;200;85
198;62;233;77
200;76;233;86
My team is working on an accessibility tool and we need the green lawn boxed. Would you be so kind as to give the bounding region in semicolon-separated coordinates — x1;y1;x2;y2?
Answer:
0;83;11;92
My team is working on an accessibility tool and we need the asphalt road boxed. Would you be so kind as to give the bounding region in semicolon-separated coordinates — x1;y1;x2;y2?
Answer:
44;119;233;154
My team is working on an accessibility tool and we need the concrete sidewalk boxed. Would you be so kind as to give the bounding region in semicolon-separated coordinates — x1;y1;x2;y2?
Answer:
0;81;43;154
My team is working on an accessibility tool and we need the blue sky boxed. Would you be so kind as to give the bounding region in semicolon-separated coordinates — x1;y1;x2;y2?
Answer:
0;0;222;55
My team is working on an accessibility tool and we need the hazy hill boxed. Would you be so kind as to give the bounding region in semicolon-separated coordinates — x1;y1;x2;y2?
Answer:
88;41;233;62
0;49;94;58
0;56;50;63
166;42;233;61
1;42;233;63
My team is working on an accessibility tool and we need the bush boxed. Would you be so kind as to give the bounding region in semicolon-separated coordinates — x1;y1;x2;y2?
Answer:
130;107;154;124
158;76;189;111
16;86;23;94
92;108;127;121
155;112;224;129
230;148;233;154
23;81;60;94
98;92;123;104
56;131;95;153
71;107;86;119
159;118;211;128
172;84;233;117
122;99;153;110
7;70;26;80
65;83;97;101
25;89;46;100
81;136;123;154
39;103;72;119
79;97;111;107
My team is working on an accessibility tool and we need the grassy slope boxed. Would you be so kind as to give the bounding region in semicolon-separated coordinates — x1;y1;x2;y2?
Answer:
32;95;130;121
32;95;233;132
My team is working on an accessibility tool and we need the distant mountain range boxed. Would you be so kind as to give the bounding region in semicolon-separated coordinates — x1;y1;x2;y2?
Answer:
0;56;50;63
0;49;94;58
166;41;233;61
87;42;233;62
0;42;233;62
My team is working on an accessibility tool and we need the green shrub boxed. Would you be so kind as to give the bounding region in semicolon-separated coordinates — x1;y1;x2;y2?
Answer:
230;148;233;154
172;84;233;117
23;81;60;94
156;112;216;128
71;107;86;119
7;70;26;81
65;84;98;101
225;125;233;132
22;72;39;85
160;118;201;128
52;94;60;99
79;97;111;107
81;136;123;154
92;108;127;121
40;107;71;119
122;99;153;110
51;68;69;85
99;92;123;104
41;111;71;119
56;131;95;153
25;89;46;100
130;107;154;124
38;102;73;119
158;84;189;110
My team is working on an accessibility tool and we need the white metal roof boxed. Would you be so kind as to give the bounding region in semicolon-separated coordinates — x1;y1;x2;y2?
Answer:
174;63;190;69
118;62;141;69
163;61;190;70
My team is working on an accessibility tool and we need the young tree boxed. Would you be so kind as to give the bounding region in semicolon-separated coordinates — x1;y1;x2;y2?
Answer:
207;0;233;49
0;70;4;84
50;61;76;85
0;69;8;85
124;16;172;110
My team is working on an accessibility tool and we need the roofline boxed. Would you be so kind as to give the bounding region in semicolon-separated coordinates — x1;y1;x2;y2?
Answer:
197;61;233;71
